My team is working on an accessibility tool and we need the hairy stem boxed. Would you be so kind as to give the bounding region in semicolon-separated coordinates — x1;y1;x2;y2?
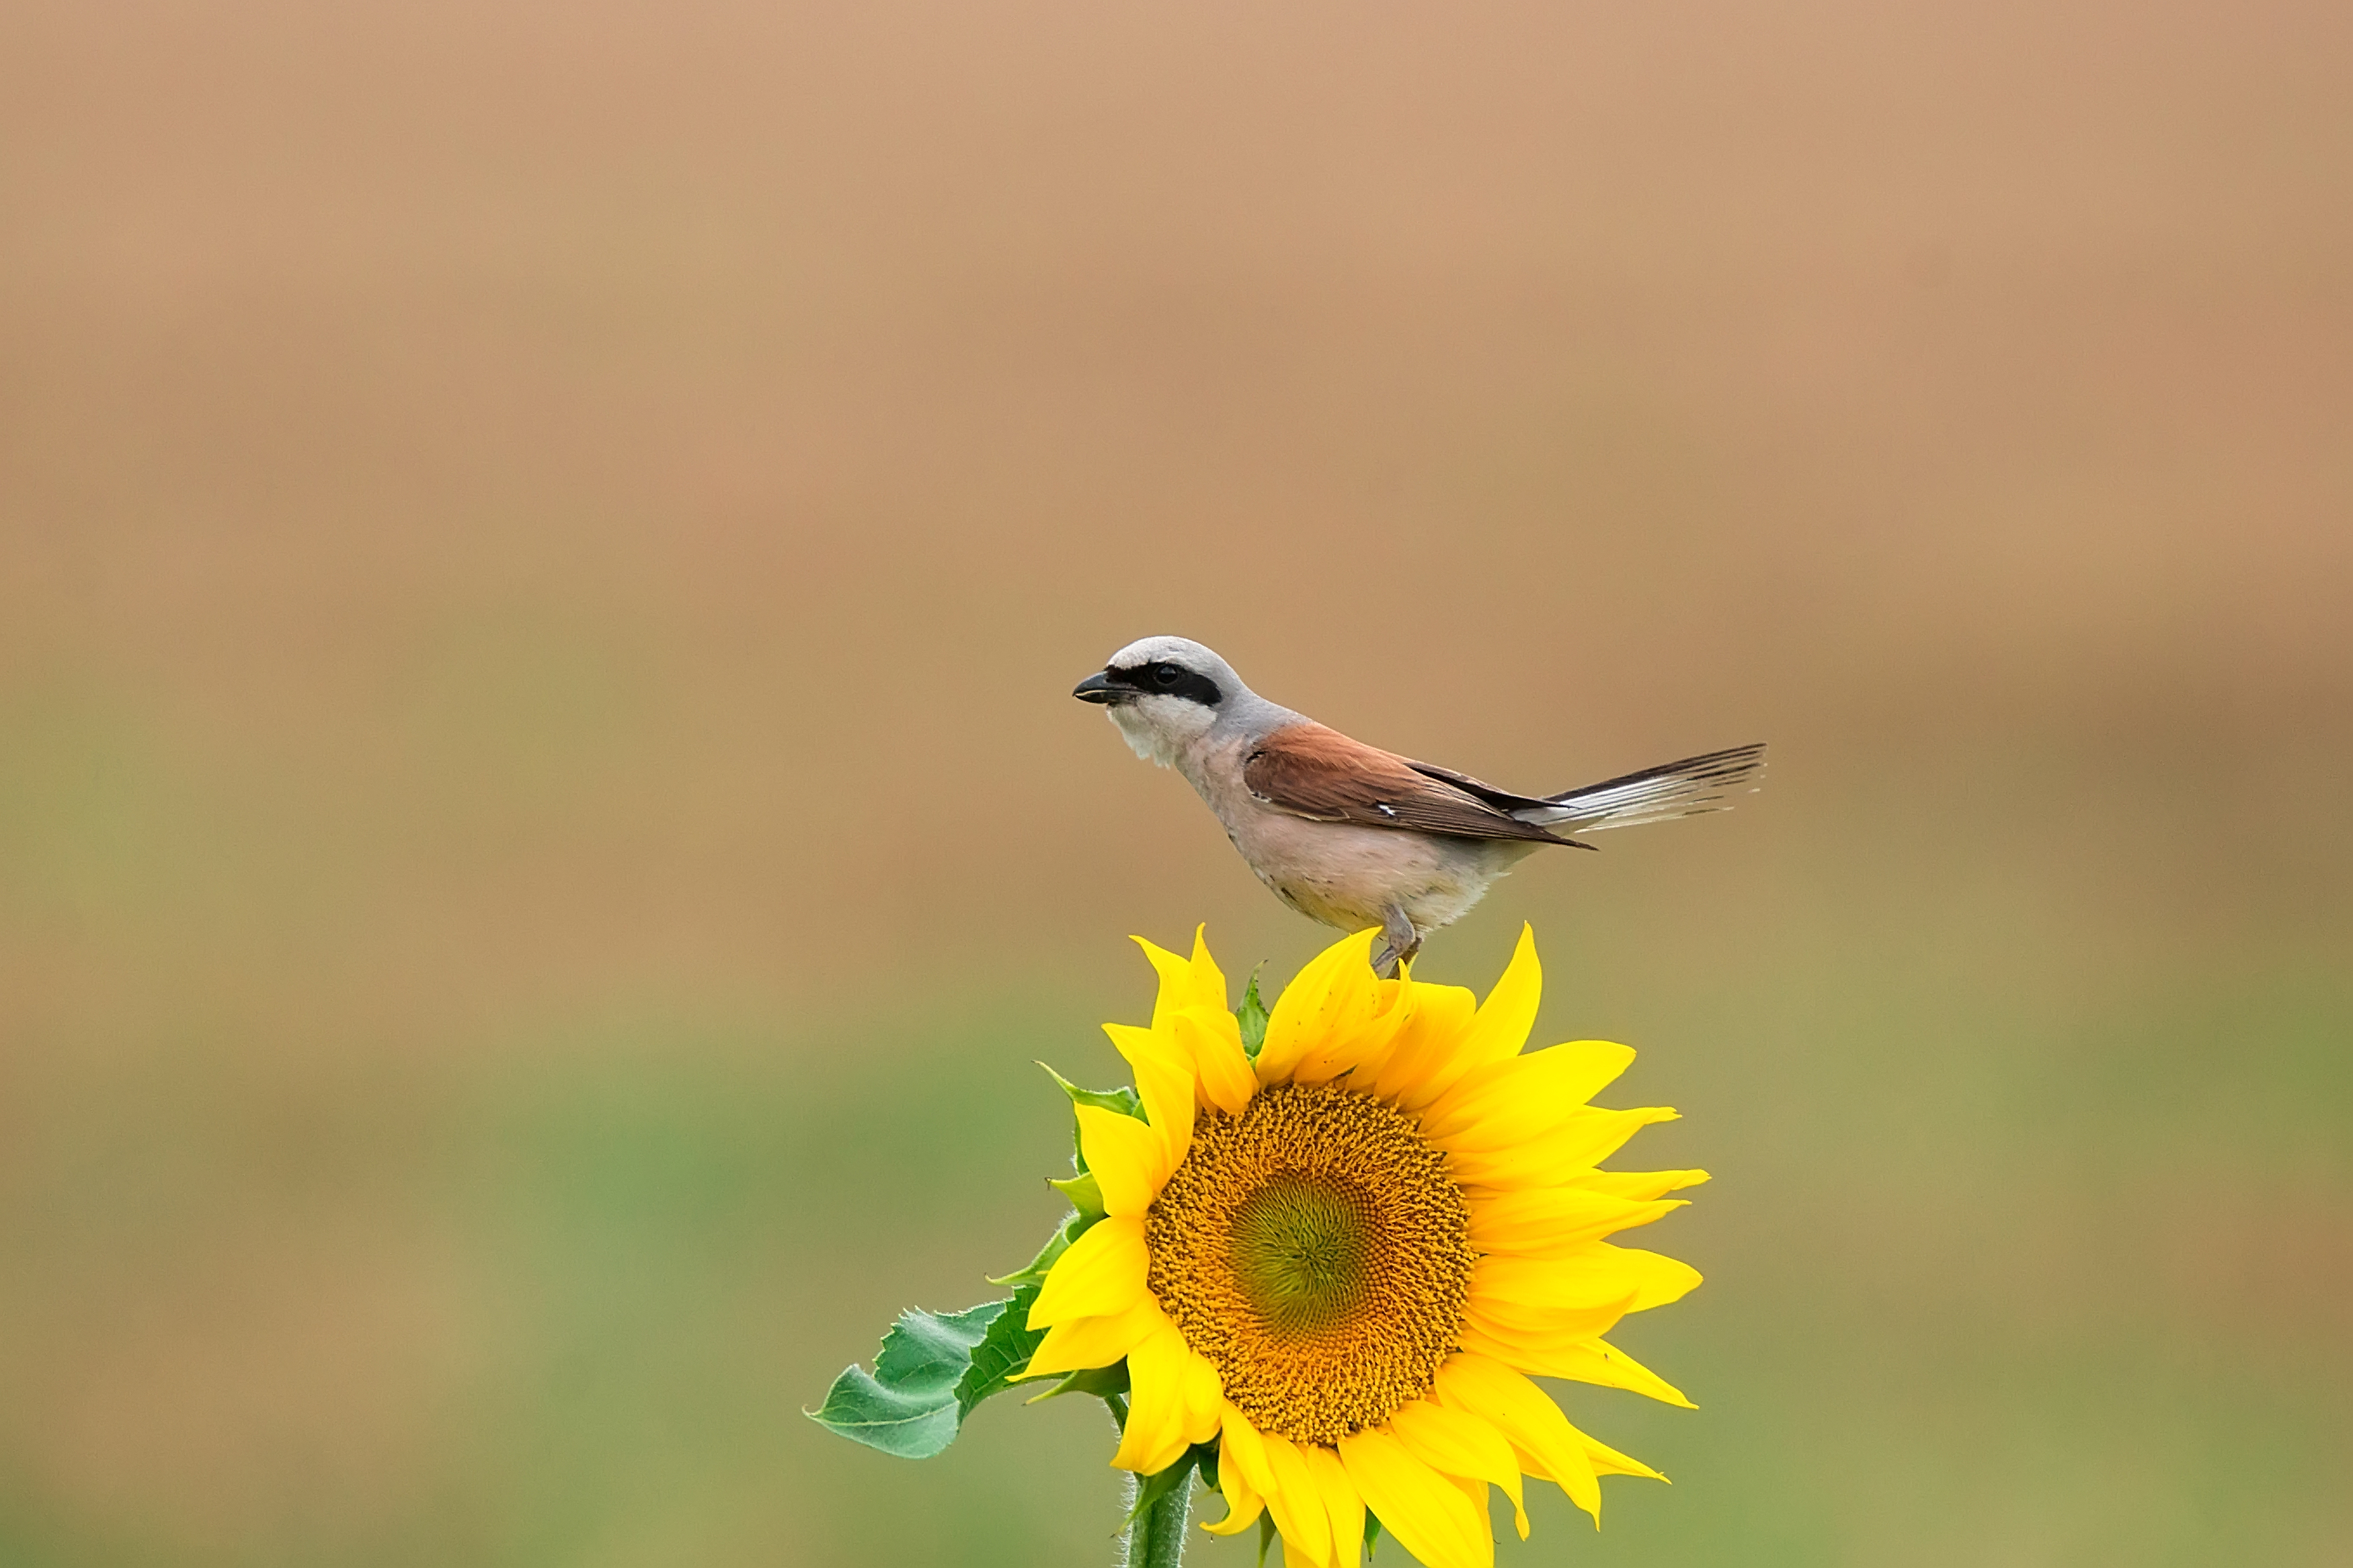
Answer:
1121;1470;1191;1568
1105;1394;1188;1567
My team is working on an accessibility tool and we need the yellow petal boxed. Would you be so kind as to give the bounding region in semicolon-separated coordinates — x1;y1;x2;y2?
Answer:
1453;1320;1688;1402
1250;936;1352;1083
1472;1255;1635;1313
1525;1335;1694;1410
1583;1167;1711;1200
1113;1324;1198;1475
1133;935;1197;1032
1392;924;1541;1112
1507;1438;1601;1525
1028;1216;1147;1328
1447;1108;1679;1190
1178;1345;1226;1448
1260;1435;1334;1568
1365;983;1480;1104
1300;1445;1365;1568
1455;1311;1683;1384
1447;1473;1499;1544
1256;929;1383;1085
1466;1187;1684;1254
1386;1398;1529;1540
1021;1296;1164;1378
1104;1022;1199;1173
1292;968;1414;1087
1201;1456;1266;1536
1337;1428;1492;1568
1174;1005;1257;1116
1418;1040;1637;1147
1329;972;1421;1085
1186;925;1230;1013
1434;1353;1602;1523
1476;1246;1702;1314
1076;1105;1167;1217
1580;1427;1668;1481
1220;1403;1280;1499
1454;1323;1546;1377
1462;1294;1634;1354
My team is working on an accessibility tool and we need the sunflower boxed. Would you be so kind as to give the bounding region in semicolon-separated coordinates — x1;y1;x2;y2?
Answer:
1023;925;1704;1568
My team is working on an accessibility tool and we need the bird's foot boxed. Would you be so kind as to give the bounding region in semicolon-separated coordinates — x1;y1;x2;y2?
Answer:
1371;908;1423;979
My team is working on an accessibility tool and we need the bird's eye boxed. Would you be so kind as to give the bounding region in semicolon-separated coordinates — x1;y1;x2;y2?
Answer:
1154;664;1182;687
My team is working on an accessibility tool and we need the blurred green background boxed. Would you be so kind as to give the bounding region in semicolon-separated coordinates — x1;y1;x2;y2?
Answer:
3;1;2349;1563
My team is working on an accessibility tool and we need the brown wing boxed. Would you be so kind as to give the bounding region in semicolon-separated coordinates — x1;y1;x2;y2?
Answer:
1242;723;1570;844
1404;760;1564;816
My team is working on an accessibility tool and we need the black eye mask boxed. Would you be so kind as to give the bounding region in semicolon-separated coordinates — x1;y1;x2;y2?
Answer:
1107;662;1224;708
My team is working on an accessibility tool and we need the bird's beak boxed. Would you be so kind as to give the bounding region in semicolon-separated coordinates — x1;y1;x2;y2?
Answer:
1072;671;1121;705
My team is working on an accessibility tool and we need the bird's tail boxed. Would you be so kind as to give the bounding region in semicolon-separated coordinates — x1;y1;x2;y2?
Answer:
1511;743;1767;834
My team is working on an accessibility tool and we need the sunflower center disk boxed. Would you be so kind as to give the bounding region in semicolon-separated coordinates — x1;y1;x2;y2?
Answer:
1145;1082;1474;1446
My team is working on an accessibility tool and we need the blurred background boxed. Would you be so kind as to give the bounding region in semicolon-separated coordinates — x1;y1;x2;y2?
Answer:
3;1;2349;1563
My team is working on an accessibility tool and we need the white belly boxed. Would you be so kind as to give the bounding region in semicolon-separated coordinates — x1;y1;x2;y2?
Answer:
1224;802;1536;935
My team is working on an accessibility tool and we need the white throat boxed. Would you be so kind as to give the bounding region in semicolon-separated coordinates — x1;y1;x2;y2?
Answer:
1107;696;1215;770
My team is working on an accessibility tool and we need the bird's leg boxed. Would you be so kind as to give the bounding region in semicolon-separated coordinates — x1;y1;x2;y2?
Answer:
1371;906;1423;979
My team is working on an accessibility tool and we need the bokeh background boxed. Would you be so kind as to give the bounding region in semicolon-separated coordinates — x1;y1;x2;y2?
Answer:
4;1;2350;1563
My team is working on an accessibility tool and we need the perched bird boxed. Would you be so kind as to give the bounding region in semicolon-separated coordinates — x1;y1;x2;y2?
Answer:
1074;635;1764;974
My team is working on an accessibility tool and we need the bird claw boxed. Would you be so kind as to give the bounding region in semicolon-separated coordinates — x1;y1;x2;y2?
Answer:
1371;908;1422;979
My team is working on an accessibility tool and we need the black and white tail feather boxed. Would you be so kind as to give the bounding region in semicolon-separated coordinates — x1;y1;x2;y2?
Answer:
1515;743;1767;837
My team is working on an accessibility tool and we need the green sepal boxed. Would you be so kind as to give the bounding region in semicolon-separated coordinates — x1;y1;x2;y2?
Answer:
1123;1448;1199;1527
1365;1508;1384;1556
1039;1063;1145;1172
1024;1360;1129;1404
1049;1169;1106;1219
1238;966;1270;1061
805;1282;1044;1459
986;1205;1099;1288
1255;1514;1277;1568
1194;1440;1220;1494
1039;1062;1145;1120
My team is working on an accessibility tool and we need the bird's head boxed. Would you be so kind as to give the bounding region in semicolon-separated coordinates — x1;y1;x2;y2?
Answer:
1073;636;1241;766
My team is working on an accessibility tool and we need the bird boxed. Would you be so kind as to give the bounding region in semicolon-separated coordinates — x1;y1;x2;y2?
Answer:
1073;636;1764;975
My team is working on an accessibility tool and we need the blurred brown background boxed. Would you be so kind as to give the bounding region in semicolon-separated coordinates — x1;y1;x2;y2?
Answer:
3;1;2349;1563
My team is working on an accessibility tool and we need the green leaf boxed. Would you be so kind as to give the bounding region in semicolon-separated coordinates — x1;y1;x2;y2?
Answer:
806;1284;1045;1458
1238;966;1270;1061
807;1307;994;1459
953;1282;1047;1413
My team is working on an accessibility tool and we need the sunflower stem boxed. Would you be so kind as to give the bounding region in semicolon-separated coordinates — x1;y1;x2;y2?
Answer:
1119;1469;1191;1567
1105;1397;1189;1567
